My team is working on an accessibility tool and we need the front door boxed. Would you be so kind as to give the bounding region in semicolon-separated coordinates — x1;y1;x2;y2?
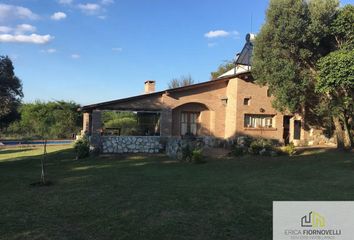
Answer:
283;116;291;144
181;112;199;136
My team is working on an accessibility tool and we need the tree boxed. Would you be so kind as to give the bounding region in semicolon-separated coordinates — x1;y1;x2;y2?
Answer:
210;61;235;79
315;5;354;148
316;49;354;148
0;106;20;131
0;56;23;120
316;4;354;148
168;75;194;89
253;0;339;111
102;111;138;135
330;4;354;49
28;101;56;185
252;0;348;145
8;101;82;139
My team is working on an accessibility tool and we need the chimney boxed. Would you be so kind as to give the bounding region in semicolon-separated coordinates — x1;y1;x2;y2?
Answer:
144;80;155;94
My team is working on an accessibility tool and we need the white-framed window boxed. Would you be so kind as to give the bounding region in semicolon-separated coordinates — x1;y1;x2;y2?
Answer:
244;114;275;128
181;112;199;136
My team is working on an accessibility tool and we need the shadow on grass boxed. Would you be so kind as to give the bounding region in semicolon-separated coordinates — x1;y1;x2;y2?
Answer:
0;148;34;155
0;147;76;167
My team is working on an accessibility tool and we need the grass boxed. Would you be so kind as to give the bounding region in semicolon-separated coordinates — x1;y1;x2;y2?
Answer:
0;145;353;240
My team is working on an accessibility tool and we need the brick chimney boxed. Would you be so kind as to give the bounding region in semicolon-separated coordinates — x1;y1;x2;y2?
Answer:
144;80;155;94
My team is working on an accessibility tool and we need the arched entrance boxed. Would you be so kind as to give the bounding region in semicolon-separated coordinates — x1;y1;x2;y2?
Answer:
172;102;212;136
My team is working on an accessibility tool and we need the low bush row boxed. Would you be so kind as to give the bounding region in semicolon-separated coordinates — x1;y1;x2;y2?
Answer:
232;136;296;157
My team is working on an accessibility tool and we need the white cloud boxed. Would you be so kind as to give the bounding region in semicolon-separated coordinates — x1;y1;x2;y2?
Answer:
41;48;57;54
58;0;73;4
71;54;80;59
98;15;107;20
204;30;230;38
112;47;122;52
51;12;67;20
0;24;37;35
15;24;36;34
78;3;101;15
0;33;53;44
0;26;12;33
0;4;38;23
101;0;114;5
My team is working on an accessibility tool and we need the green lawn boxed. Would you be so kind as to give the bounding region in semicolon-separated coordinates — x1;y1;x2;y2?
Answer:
0;146;353;240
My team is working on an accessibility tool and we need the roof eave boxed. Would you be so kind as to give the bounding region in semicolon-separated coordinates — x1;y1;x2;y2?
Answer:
80;72;251;112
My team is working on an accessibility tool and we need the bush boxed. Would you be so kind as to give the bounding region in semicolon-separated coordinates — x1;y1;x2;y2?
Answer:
249;138;274;155
181;144;192;162
236;136;254;148
74;137;90;159
192;149;205;164
281;143;296;156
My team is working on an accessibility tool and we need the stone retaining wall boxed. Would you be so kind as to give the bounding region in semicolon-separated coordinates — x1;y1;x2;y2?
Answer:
102;136;163;154
166;136;223;159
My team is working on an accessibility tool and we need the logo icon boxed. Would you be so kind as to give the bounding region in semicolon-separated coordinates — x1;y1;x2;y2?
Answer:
301;211;326;228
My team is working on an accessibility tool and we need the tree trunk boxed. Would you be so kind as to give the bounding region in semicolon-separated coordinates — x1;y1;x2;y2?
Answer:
341;115;353;149
41;139;47;184
333;116;345;149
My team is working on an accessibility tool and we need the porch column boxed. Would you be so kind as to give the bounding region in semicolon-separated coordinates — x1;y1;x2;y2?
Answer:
90;110;102;149
82;112;91;135
160;109;172;136
224;78;238;139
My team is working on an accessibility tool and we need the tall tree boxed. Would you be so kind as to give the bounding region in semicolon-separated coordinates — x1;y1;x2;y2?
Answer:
0;56;23;119
316;49;354;148
168;75;194;89
252;0;344;144
315;5;354;148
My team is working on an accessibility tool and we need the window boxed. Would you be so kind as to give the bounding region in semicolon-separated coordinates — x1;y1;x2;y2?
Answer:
181;112;199;136
294;120;301;140
244;114;274;128
267;89;271;97
243;98;251;105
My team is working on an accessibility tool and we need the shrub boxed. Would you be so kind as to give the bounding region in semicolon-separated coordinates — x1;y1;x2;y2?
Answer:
281;143;296;156
192;149;205;164
249;138;274;155
74;137;90;159
236;136;254;148
181;144;192;162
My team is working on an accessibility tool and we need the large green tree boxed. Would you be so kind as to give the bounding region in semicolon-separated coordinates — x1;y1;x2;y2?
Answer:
8;101;82;139
316;49;354;148
251;0;353;146
253;0;339;112
0;56;23;120
315;5;354;148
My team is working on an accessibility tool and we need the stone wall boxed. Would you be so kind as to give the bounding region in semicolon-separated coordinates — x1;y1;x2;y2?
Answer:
166;136;224;159
102;136;163;154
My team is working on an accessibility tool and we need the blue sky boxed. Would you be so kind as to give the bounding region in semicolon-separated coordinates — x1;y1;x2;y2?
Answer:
0;0;352;105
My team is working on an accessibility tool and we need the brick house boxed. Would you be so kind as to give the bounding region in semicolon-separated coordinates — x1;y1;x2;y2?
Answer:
81;34;322;153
